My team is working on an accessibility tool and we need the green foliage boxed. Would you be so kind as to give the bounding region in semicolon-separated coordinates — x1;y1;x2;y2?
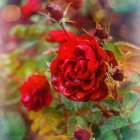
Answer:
100;116;128;135
61;95;93;112
0;111;27;140
67;116;77;135
92;124;101;139
67;115;88;136
100;98;121;112
10;24;46;40
85;111;102;124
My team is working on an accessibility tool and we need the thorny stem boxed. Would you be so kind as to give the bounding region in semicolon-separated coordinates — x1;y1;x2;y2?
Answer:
60;22;70;38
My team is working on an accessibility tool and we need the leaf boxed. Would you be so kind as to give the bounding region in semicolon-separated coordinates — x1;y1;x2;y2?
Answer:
130;103;140;124
0;110;27;140
10;24;46;40
103;42;122;61
114;41;140;54
67;116;77;135
91;124;101;139
100;98;120;112
121;126;140;140
100;116;128;135
61;95;84;112
98;131;118;140
123;92;138;110
119;74;140;95
76;116;88;129
115;41;140;74
29;108;65;137
85;111;102;124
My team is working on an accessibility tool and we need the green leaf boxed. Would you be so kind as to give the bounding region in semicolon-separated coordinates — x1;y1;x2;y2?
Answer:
100;98;120;112
98;131;118;140
100;116;128;135
67;116;77;135
130;103;140;124
67;116;88;136
103;42;121;61
121;126;140;140
91;124;101;139
85;111;102;124
76;116;88;129
123;92;138;110
0;111;27;140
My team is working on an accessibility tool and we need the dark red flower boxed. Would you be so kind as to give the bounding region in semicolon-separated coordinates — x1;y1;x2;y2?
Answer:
20;75;52;111
50;34;110;102
21;0;41;20
74;129;90;140
47;30;76;43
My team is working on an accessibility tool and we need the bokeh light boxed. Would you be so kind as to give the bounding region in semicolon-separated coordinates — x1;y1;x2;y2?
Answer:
1;4;21;22
108;0;139;13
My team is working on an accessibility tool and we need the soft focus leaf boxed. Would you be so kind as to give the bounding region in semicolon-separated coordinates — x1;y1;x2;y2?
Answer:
29;108;65;137
0;110;27;140
115;41;140;74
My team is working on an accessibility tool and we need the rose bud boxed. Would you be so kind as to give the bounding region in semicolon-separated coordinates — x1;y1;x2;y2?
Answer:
74;128;90;140
94;26;109;41
46;3;63;22
19;75;52;112
110;66;124;81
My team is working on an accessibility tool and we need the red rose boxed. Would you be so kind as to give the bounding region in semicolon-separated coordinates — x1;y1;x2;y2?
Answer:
50;34;110;102
20;75;52;111
21;0;41;20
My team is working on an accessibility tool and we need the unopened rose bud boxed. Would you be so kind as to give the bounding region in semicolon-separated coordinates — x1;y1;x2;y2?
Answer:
110;66;124;81
46;3;63;22
94;27;109;41
74;128;90;140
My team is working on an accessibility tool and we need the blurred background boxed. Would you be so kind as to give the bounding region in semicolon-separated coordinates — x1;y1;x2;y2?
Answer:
0;0;140;140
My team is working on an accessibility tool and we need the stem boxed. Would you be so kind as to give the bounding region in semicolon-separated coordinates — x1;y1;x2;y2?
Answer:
60;22;70;38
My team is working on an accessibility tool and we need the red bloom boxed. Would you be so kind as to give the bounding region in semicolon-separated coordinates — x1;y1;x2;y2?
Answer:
50;34;110;102
20;75;52;111
47;30;76;43
21;0;41;20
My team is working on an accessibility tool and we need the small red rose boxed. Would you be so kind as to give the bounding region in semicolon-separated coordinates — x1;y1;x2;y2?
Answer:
20;75;52;111
50;34;111;102
21;0;41;20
